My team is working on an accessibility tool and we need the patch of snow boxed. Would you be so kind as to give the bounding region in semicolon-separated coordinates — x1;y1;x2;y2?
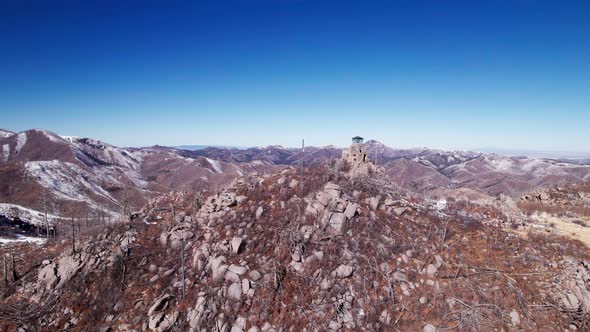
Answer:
60;135;80;143
25;160;117;205
15;132;27;153
2;144;9;162
233;165;244;176
0;234;47;245
23;161;125;219
0;130;14;139
105;146;138;169
435;199;447;210
33;129;66;143
205;157;223;173
0;203;59;226
488;158;514;172
69;137;142;170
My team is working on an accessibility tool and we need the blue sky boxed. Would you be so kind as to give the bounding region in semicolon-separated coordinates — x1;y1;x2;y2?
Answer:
1;0;589;152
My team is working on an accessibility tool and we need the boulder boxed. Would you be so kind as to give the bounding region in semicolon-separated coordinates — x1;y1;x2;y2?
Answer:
368;196;380;210
187;296;207;329
37;262;59;291
423;324;436;332
159;232;169;246
148;294;176;331
225;271;241;283
255;206;264;220
334;264;354;278
231;316;247;332
227;282;242;301
210;256;228;282
241;279;250;293
328;321;342;331
499;194;518;210
305;204;319;216
148;294;173;317
249;270;262;281
324;183;341;199
228;264;248;275
384;198;399;206
231;237;244;254
329;213;348;234
425;264;438;276
316;192;330;206
220;192;237;207
56;256;82;289
320;278;333;290
392;207;408;217
434;255;444;268
509;309;520;326
325;182;341;190
344;203;359;219
236;195;248;204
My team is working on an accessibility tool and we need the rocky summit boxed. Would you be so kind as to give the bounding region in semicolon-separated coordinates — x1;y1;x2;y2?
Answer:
0;139;589;332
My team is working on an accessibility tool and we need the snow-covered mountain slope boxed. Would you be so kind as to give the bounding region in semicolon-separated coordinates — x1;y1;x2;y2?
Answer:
0;129;14;139
0;203;60;226
0;129;285;224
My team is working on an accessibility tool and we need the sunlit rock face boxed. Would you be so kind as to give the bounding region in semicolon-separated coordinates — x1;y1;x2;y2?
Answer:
341;136;376;176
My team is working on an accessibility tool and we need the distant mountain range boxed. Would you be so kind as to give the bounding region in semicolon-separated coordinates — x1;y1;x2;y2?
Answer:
1;129;589;223
173;145;245;151
0;129;279;221
475;147;590;160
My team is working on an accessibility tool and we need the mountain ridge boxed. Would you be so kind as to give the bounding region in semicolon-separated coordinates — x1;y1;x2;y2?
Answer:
1;128;589;227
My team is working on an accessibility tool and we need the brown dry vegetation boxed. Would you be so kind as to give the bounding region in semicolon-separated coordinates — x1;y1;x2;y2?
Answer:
0;166;589;331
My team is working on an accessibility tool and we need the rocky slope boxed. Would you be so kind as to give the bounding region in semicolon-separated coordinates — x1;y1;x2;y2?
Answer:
1;128;590;250
0;163;588;331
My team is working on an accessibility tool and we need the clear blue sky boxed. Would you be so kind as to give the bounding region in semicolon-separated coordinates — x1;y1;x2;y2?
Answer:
1;0;589;152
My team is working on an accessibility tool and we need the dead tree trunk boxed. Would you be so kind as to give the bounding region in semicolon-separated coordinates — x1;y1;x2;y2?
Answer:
43;191;50;239
11;252;17;282
71;217;76;254
121;247;130;291
3;255;8;287
170;204;176;223
181;238;186;298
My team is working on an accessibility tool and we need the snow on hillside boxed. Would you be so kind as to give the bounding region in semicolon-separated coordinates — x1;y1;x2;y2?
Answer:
0;129;14;139
60;135;79;142
25;160;118;205
487;157;515;172
15;132;27;153
205;157;223;173
69;137;142;170
0;203;60;226
0;235;47;245
2;144;9;162
34;129;67;143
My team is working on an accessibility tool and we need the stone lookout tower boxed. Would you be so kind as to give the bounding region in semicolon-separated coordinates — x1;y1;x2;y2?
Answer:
342;136;369;164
